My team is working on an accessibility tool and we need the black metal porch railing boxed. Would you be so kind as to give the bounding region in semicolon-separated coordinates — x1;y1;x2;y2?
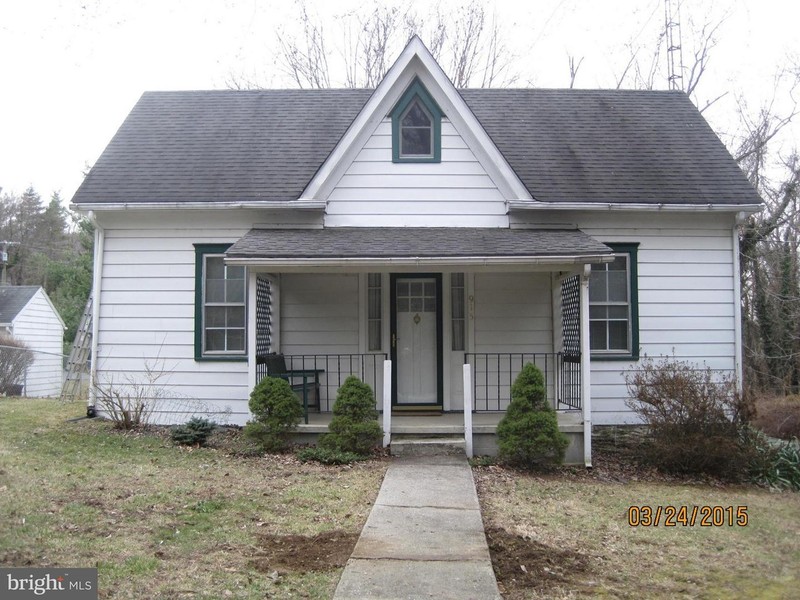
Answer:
256;353;388;413
464;352;582;412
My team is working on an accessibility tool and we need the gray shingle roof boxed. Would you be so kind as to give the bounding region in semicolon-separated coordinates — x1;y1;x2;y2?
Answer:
71;88;759;206
226;228;612;259
0;286;39;324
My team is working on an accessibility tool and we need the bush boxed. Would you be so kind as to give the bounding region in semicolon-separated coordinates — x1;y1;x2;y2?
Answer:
753;394;800;440
319;376;382;456
172;417;216;446
625;357;755;480
747;431;800;491
244;376;304;452
296;446;368;465
0;334;34;396
496;363;569;468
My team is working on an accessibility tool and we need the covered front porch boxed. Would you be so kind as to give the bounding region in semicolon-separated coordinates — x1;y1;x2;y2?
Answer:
226;227;612;465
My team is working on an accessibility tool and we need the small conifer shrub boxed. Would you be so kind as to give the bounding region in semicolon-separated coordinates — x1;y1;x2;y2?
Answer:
496;363;569;468
319;376;383;456
244;376;304;452
171;417;216;446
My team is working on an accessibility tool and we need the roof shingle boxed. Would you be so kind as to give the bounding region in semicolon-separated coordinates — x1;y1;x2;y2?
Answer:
225;227;612;259
0;286;39;324
71;88;759;206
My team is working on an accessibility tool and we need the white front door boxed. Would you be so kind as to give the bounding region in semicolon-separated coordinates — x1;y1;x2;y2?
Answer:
392;275;441;406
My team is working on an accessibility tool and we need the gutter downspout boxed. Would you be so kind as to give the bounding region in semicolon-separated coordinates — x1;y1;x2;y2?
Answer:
580;264;592;469
733;212;746;394
88;213;104;412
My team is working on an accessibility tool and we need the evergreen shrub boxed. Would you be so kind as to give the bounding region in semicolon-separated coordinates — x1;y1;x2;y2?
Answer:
244;376;303;452
320;376;382;456
171;417;216;446
496;363;569;468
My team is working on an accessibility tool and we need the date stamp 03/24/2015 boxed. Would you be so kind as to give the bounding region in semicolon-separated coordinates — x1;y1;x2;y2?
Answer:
627;505;749;527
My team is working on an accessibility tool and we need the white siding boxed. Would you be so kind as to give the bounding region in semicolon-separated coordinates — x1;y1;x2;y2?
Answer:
279;273;360;355
472;273;553;353
12;289;64;397
513;211;738;425
94;210;299;425
325;119;509;227
470;273;555;411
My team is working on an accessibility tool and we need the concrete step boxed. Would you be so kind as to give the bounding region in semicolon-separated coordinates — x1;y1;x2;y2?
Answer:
390;436;466;457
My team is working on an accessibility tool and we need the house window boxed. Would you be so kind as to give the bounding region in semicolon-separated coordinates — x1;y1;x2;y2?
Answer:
390;77;443;163
451;273;465;351
194;244;246;361
368;273;382;351
589;243;639;359
400;100;433;157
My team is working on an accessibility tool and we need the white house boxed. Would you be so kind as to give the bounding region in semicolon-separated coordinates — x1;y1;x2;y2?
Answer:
70;38;760;464
0;286;66;397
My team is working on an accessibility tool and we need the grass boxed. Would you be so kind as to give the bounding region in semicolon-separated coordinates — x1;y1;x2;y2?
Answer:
475;464;800;599
0;398;388;599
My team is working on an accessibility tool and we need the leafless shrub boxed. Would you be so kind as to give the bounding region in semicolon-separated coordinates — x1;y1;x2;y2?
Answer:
92;359;232;430
625;356;756;479
0;335;34;396
753;394;800;440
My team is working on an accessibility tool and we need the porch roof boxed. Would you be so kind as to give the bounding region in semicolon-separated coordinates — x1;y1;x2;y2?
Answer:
225;227;613;268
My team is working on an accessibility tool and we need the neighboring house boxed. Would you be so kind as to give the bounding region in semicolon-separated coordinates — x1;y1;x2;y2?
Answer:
70;38;760;464
0;286;66;397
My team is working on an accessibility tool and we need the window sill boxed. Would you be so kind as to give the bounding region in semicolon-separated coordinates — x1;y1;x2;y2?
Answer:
590;353;639;362
393;157;440;164
195;355;248;363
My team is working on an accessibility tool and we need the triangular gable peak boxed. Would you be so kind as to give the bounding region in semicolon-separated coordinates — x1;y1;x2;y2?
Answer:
301;36;532;227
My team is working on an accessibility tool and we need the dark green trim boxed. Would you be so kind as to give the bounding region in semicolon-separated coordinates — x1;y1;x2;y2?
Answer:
391;78;443;163
590;243;640;362
390;273;444;407
193;243;246;362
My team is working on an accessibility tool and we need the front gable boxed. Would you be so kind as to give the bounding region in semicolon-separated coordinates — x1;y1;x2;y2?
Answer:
301;37;532;227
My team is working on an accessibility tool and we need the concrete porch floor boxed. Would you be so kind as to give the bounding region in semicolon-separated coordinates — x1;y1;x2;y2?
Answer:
297;410;583;435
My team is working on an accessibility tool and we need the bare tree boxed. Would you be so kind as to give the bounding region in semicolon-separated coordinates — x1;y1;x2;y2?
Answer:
234;0;517;90
276;1;331;89
568;54;584;89
733;66;800;393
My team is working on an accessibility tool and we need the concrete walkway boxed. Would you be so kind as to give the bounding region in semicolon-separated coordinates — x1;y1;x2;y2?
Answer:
333;455;501;600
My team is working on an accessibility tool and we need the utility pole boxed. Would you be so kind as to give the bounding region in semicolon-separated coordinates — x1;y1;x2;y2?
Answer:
0;241;20;286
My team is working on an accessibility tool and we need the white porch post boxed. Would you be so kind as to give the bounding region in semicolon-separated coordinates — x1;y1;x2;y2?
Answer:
247;270;257;388
383;359;392;448
463;363;473;458
580;264;592;468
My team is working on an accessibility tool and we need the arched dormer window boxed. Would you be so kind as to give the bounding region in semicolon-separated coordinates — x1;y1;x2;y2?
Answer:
391;78;443;163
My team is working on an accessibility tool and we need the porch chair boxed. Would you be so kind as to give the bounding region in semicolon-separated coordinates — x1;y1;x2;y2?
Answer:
257;352;322;412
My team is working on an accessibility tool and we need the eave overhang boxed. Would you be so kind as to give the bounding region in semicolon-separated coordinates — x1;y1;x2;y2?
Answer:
507;200;763;213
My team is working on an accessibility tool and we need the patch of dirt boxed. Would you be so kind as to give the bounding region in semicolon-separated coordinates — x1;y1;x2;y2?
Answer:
0;550;38;566
484;526;594;598
249;530;359;573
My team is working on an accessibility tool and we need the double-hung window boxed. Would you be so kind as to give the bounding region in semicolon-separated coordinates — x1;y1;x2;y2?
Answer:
194;244;246;360
589;243;639;359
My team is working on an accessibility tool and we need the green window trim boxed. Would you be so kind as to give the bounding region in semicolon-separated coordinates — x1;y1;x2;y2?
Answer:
194;243;247;362
590;243;640;361
390;77;443;163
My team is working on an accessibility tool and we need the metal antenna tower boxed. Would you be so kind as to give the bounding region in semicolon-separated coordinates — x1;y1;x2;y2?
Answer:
664;0;685;91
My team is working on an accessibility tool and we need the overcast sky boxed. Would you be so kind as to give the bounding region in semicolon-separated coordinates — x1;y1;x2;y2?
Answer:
1;0;798;204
